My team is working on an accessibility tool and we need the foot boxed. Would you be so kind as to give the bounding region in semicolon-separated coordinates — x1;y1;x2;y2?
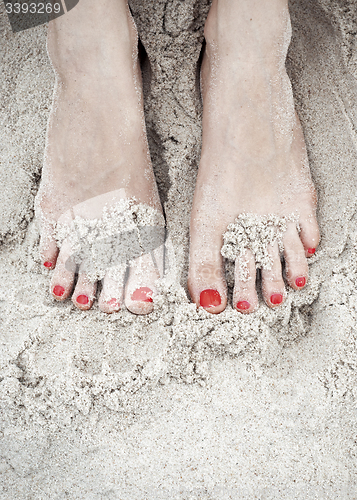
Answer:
36;0;163;314
188;0;320;314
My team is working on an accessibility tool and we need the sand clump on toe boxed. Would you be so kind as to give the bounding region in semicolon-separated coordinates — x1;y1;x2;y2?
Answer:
54;198;165;283
221;213;300;280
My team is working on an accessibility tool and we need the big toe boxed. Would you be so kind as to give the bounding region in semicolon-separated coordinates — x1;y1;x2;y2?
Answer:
188;229;227;314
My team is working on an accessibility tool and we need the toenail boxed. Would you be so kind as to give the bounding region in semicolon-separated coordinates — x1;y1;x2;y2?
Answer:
131;287;153;302
77;295;89;305
107;298;120;307
53;285;65;297
44;261;53;268
295;277;306;288
307;248;316;255
200;289;221;308
270;293;283;305
236;300;250;311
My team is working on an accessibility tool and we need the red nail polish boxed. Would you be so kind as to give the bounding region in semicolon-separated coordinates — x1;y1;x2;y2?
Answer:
295;277;306;288
131;287;153;302
237;300;250;311
307;248;316;255
44;261;53;268
107;298;120;307
200;289;221;308
270;293;283;305
77;295;89;305
53;285;65;297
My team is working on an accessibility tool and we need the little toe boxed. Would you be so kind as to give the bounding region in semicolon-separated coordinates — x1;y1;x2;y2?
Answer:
40;233;58;270
261;241;286;308
50;240;76;301
283;224;308;290
299;214;320;258
233;249;258;314
98;265;126;314
124;253;160;315
72;269;97;311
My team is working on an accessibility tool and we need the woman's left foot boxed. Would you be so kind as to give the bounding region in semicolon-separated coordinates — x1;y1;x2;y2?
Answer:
188;0;320;314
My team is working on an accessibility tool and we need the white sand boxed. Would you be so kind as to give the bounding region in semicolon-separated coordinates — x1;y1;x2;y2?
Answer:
1;0;357;498
221;213;300;276
53;194;165;282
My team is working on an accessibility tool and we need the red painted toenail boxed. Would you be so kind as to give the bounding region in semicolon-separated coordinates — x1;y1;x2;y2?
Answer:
270;293;283;305
53;285;65;297
44;261;53;268
237;300;250;311
107;298;120;307
295;277;306;288
77;295;89;305
307;248;316;255
200;289;221;308
131;287;153;302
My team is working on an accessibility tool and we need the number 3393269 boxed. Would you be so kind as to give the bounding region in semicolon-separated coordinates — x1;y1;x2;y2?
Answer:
5;3;62;14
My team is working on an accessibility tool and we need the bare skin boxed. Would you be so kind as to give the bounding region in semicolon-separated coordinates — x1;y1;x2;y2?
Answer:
188;0;320;314
36;0;163;315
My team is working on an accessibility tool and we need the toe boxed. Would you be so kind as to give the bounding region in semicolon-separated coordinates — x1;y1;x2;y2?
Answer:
98;265;126;314
188;223;227;314
188;258;227;314
261;241;286;308
124;253;160;315
233;249;259;314
40;232;58;270
72;268;97;311
50;240;76;301
283;223;308;290
299;213;320;258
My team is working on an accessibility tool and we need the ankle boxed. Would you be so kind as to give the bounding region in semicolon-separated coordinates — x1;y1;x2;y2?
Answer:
204;0;291;67
47;8;138;83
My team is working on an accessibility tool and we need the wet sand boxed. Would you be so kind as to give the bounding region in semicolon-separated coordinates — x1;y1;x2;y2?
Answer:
1;0;357;497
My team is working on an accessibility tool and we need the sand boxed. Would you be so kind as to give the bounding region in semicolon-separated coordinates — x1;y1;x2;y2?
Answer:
1;0;357;498
221;213;300;275
53;193;165;282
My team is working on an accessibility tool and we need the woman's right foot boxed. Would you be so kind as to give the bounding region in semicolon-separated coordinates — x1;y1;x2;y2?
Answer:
36;0;163;315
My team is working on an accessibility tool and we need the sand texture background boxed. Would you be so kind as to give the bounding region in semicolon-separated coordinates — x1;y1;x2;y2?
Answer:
1;0;357;498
